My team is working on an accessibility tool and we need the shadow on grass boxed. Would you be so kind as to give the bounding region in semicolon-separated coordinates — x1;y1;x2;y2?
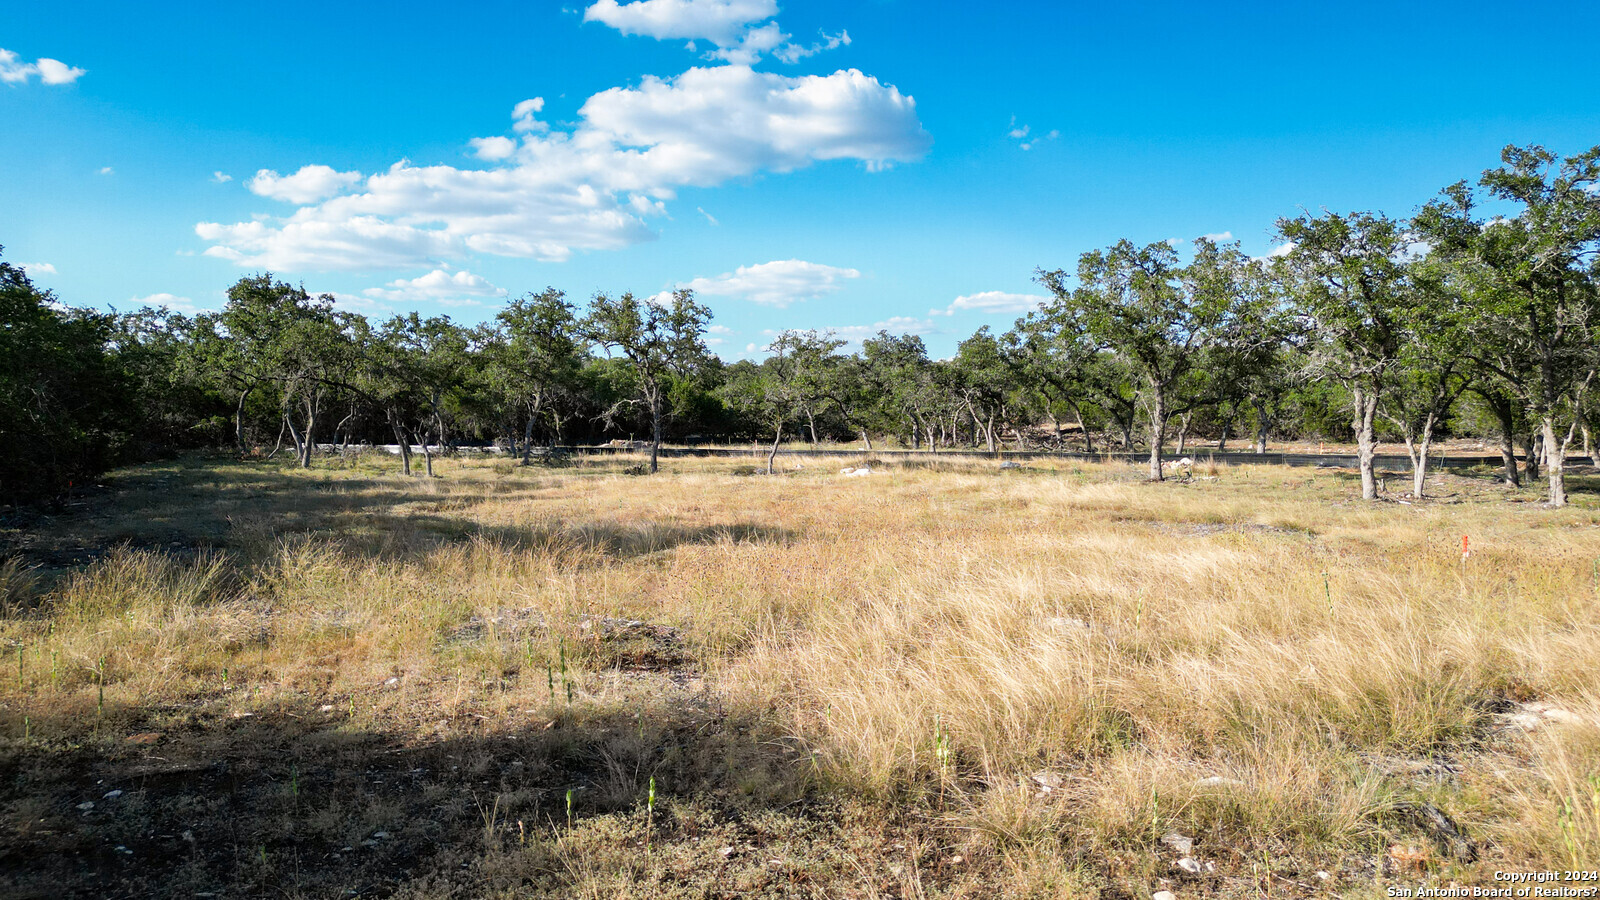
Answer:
2;454;798;578
0;686;833;900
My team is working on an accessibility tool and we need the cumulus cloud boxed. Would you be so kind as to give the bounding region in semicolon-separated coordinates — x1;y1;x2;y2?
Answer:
931;291;1048;317
129;292;216;315
1198;231;1234;242
0;48;85;85
823;315;940;346
586;0;776;45
361;269;508;304
18;262;56;276
585;0;845;65
249;165;364;204
681;259;859;307
199;66;929;271
35;57;86;84
212;171;233;183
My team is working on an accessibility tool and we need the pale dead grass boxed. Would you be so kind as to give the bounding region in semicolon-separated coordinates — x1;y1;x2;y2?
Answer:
3;452;1599;894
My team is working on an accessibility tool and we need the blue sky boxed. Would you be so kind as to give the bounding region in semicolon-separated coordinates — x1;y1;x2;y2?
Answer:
5;0;1598;357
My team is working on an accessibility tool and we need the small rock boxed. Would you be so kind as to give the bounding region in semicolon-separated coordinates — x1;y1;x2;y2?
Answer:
103;790;123;800
230;711;254;719
1030;771;1064;792
1193;775;1245;789
948;855;964;864
77;801;95;811
1500;701;1585;732
319;704;335;712
1153;892;1177;900
1159;832;1194;856
383;677;400;687
1316;871;1331;881
999;461;1022;470
718;846;735;858
1174;857;1202;875
126;732;163;745
371;831;390;840
182;830;195;844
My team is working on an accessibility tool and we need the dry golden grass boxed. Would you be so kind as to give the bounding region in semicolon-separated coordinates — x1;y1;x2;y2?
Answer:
2;450;1598;897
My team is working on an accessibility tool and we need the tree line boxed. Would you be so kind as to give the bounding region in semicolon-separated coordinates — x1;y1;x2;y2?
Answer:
3;143;1597;506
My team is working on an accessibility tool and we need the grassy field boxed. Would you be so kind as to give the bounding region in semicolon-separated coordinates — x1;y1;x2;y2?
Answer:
2;451;1598;899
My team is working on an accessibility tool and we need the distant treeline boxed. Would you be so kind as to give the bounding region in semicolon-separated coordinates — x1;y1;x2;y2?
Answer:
4;143;1598;506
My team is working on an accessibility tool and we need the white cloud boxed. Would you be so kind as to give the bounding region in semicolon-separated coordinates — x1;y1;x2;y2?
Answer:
0;48;85;85
681;259;859;307
249;165;364;204
199;66;928;271
130;292;218;315
98;166;114;175
18;262;56;276
212;171;233;183
1008;117;1057;151
36;58;86;85
469;135;517;161
772;29;850;63
1198;231;1234;242
584;0;844;65
512;97;548;132
931;291;1047;317
696;206;719;225
824;315;939;346
586;0;776;46
1266;241;1295;258
361;269;508;303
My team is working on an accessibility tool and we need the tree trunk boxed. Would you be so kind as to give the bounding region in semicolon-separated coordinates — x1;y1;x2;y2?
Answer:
285;412;305;464
1073;406;1093;454
1217;419;1230;453
421;433;434;478
234;387;252;455
1499;434;1520;487
1542;415;1567;507
389;417;412;476
1478;394;1520;486
1352;385;1380;501
1405;413;1437;499
984;414;996;455
521;412;536;464
1146;390;1166;482
299;396;317;469
766;423;782;475
1174;412;1191;455
1523;432;1541;482
860;428;873;451
649;392;662;474
807;411;818;446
